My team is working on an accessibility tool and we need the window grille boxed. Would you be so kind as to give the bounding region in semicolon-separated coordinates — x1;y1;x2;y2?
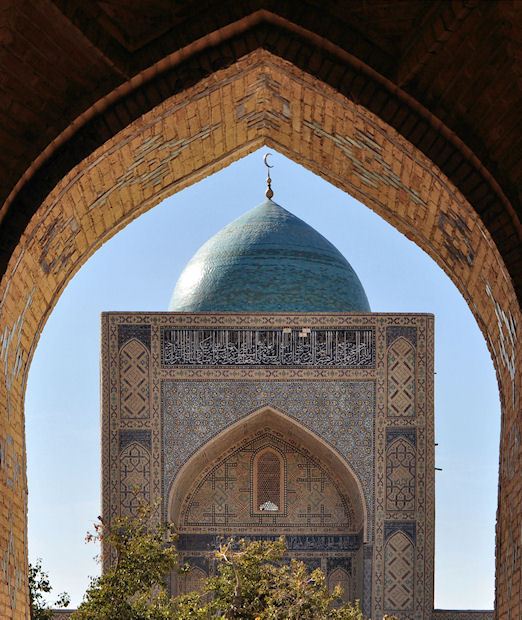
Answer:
256;450;282;511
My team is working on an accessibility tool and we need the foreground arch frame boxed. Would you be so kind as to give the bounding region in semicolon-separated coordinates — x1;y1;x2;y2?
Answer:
0;10;519;617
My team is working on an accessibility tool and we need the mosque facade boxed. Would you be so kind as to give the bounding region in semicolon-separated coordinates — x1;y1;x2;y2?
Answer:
101;196;435;619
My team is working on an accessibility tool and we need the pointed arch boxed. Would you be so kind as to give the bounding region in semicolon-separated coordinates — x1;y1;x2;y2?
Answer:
167;405;368;540
328;566;352;603
253;446;285;513
177;566;207;596
0;31;515;615
119;441;151;516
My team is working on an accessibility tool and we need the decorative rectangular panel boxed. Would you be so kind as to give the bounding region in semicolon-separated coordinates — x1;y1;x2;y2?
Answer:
119;339;150;419
119;442;151;516
384;530;415;612
176;533;361;551
386;431;416;513
162;328;374;367
387;337;415;417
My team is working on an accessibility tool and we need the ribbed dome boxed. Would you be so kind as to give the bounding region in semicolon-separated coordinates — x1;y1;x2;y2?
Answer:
169;199;370;313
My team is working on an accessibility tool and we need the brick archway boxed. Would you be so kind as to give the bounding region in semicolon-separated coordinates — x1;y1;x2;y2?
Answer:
0;49;519;618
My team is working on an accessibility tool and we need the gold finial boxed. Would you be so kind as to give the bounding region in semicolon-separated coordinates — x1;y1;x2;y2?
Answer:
263;152;274;199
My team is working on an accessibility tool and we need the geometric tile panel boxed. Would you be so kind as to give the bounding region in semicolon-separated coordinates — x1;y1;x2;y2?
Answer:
119;441;151;516
162;380;374;519
386;436;416;512
102;312;434;619
118;324;151;350
386;427;416;450
119;339;150;419
256;449;282;510
384;531;415;611
384;521;416;545
180;431;354;532
119;429;151;452
387;338;415;417
362;546;373;618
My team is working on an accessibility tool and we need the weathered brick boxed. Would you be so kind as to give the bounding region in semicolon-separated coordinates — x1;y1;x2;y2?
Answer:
0;3;519;616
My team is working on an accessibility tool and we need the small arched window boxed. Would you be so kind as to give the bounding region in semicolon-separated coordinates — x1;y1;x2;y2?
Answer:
328;567;352;603
254;448;284;512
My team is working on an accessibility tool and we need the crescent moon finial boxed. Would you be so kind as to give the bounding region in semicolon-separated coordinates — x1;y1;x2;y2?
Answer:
263;152;274;199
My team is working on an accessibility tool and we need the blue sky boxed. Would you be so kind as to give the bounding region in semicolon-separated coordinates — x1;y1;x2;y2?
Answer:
25;150;500;609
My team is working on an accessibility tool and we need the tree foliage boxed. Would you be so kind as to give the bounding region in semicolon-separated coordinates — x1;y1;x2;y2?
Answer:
173;537;370;620
71;503;397;620
71;503;178;620
29;558;70;620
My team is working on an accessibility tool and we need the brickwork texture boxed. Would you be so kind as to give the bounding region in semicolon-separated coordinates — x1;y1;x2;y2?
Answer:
0;3;519;617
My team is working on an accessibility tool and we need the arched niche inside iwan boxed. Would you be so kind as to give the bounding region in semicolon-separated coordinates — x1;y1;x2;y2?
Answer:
167;406;367;600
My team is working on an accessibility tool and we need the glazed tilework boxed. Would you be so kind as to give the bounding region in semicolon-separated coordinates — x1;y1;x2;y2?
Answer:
387;337;415;417
119;429;151;451
118;324;151;350
162;327;374;367
168;199;371;314
179;431;355;532
119;442;151;515
176;533;361;552
386;326;417;348
431;613;493;620
384;530;415;611
101;312;434;619
362;544;373;617
171;532;359;599
119;339;150;419
328;566;353;603
177;566;207;596
162;379;375;519
386;436;416;513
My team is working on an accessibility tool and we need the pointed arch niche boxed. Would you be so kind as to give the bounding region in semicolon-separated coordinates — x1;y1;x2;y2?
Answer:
168;406;367;599
168;406;367;538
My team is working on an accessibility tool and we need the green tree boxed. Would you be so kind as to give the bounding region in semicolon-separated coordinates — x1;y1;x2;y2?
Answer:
29;558;70;620
72;502;397;620
72;503;178;620
172;537;381;620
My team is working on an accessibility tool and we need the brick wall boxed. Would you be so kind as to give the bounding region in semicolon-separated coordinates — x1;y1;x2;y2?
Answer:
0;50;519;618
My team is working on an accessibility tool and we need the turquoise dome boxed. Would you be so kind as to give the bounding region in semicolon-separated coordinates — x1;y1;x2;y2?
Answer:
169;199;370;313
